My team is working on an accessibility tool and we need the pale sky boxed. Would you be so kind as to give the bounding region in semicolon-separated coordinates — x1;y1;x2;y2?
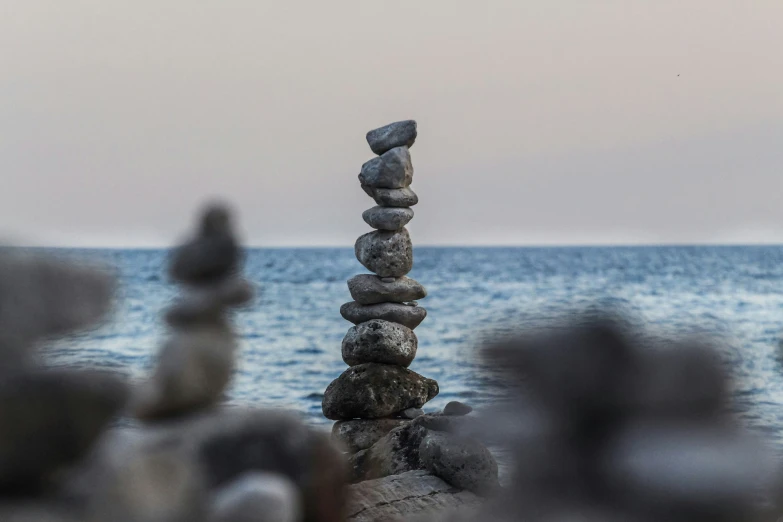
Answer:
1;1;782;247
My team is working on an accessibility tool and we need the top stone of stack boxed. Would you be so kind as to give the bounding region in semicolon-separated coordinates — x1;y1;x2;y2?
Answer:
366;120;417;156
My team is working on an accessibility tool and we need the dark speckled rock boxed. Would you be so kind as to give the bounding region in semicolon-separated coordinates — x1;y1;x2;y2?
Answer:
362;207;414;231
347;275;427;305
322;364;439;420
340;302;427;330
331;419;409;454
347;423;428;482
342;320;417;367
366;120;417;155
370;187;419;208
358;147;413;190
419;431;499;495
355;228;413;278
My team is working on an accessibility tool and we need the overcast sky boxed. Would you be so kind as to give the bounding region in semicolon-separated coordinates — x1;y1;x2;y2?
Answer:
1;1;781;247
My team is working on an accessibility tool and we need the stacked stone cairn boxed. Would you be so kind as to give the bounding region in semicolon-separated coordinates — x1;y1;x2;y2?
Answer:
131;203;253;420
322;122;499;495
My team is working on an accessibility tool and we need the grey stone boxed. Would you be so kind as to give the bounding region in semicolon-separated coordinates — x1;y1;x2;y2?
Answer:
342;320;417;367
419;432;499;495
322;364;439;420
358;147;413;190
345;470;481;522
362;207;414;231
210;472;303;522
348;423;428;482
347;275;427;305
132;324;237;421
371;187;419;208
0;369;128;491
340;302;427;330
355;228;413;278
346;470;481;522
412;413;476;435
401;408;424;419
366;120;418;155
169;204;242;286
331;419;409;454
165;278;255;327
444;401;473;416
0;251;115;362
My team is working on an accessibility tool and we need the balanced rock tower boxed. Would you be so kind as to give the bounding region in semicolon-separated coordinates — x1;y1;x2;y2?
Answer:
322;120;439;453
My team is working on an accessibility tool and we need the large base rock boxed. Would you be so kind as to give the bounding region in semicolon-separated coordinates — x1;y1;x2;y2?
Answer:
322;364;439;420
348;423;427;482
345;470;482;522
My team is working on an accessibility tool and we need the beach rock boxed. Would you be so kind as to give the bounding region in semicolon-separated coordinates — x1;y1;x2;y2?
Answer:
371;187;419;208
192;410;346;522
340;302;427;330
401;408;424;419
0;251;115;362
331;419;409;454
342;320;417;367
348;423;428;481
419;431;499;495
347;275;427;305
345;470;482;522
412;413;476;435
86;443;207;522
358;147;413;189
355;228;413;278
362;207;414;231
169;204;241;286
210;472;303;522
444;401;473;416
366;120;418;155
0;369;127;491
132;324;237;421
322;364;439;420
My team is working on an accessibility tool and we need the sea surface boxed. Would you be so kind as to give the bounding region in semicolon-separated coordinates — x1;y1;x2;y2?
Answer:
43;246;783;451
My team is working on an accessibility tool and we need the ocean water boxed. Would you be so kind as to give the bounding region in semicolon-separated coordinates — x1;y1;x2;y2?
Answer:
42;246;783;450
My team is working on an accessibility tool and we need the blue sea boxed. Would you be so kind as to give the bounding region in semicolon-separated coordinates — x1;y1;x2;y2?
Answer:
43;246;783;450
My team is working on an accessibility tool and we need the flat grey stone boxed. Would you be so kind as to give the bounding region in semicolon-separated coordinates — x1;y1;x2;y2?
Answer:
381;277;397;283
419;432;499;495
355;228;413;278
370;187;419;208
345;470;481;522
362;206;414;231
401;408;424;419
348;423;428;482
332;419;409;454
340;302;427;330
444;401;473;416
342;320;418;367
322;364;439;420
132;325;237;421
366;120;417;155
358;147;413;189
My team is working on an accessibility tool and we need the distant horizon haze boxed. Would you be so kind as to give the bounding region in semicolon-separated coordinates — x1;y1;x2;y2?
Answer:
2;1;782;248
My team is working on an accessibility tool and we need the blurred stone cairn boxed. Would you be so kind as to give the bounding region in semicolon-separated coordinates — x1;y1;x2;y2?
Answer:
0;205;347;522
323;121;500;519
449;313;783;522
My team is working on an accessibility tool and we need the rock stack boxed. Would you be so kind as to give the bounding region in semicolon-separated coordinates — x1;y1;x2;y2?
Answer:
132;203;254;421
322;120;439;467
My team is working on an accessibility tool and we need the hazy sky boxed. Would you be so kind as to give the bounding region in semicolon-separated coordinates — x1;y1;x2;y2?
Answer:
1;1;782;247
